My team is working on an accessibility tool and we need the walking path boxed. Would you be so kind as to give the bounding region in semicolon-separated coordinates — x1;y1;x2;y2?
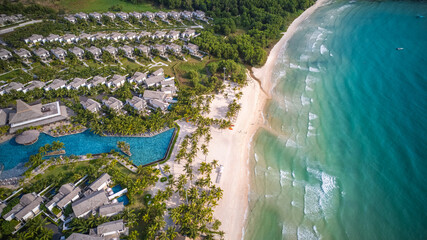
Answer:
0;20;43;35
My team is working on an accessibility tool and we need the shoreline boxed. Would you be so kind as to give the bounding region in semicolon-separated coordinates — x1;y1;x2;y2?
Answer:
213;0;331;239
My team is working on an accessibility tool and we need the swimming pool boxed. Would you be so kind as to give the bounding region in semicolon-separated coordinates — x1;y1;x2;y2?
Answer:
0;129;174;178
111;185;122;194
117;195;129;206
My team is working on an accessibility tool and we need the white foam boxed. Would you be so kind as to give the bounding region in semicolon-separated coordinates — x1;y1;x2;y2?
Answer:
307;132;318;137
305;74;318;85
306;85;314;91
303;185;322;220
309;66;320;72
300;54;310;62
307;167;322;180
286;139;299;148
254;153;259;162
301;95;311;106
321;172;337;193
309;112;318;120
297;225;318;240
290;63;299;69
320;45;329;55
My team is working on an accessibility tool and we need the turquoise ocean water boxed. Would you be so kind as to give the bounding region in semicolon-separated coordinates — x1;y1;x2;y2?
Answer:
245;1;427;239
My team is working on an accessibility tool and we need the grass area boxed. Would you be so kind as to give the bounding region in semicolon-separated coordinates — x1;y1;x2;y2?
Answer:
59;0;158;13
120;58;144;71
173;57;211;85
0;69;32;84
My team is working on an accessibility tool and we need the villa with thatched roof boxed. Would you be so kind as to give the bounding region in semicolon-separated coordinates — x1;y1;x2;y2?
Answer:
15;130;40;145
8;100;70;133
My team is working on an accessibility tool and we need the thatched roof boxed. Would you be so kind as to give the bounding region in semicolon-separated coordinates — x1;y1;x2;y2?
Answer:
15;130;40;145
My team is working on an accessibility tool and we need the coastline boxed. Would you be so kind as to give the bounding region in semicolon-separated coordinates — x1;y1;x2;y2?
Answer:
213;0;331;239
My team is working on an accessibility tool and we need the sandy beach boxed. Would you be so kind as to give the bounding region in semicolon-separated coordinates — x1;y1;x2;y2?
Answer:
212;0;331;239
253;0;331;93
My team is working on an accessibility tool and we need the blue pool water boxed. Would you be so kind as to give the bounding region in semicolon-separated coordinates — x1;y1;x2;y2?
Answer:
0;129;174;177
111;184;122;194
117;195;129;206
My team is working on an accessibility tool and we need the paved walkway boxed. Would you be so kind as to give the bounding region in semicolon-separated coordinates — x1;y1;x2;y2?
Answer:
0;20;43;34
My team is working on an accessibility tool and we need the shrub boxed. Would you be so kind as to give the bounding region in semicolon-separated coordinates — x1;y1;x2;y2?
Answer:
160;177;167;182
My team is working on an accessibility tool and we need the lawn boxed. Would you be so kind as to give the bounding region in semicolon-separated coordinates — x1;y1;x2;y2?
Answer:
59;0;158;13
173;57;212;84
0;69;32;84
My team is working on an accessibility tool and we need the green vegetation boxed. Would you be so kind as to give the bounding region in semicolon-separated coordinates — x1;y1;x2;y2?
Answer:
117;141;131;156
0;69;32;84
59;0;157;13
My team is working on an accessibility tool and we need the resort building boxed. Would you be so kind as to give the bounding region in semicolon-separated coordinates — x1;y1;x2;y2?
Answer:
152;30;166;40
75;12;89;21
126;96;146;113
181;29;196;39
89;12;102;21
44;33;61;43
107;74;126;88
144;75;164;87
90;76;107;87
109;32;124;42
3;193;43;222
24;34;43;44
130;11;142;19
143;90;167;101
125;32;137;41
7;100;69;133
51;47;67;61
167;43;182;55
168;11;180;20
89;173;111;192
160;78;175;88
167;30;181;41
181;11;192;20
152;68;164;76
33;48;50;61
22;81;45;93
103;12;116;21
14;48;31;59
0;109;7;126
79;33;93;41
103;45;118;57
44;79;66;91
69;46;85;60
62;34;78;44
99;202;124;217
116;12;129;21
162;86;177;96
67;78;87;90
0;49;12;60
184;43;200;55
152;44;167;56
90;219;128;238
144;12;155;21
72;191;109;218
102;97;123;112
193;10;206;20
46;183;81;211
86;46;102;59
139;31;151;39
67;233;103;240
94;32;108;41
128;71;146;84
148;99;169;111
64;15;77;23
3;82;23;93
120;45;134;58
81;98;102;113
136;44;150;57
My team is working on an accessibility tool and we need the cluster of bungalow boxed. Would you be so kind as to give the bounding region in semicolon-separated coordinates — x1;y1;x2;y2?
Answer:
1;41;200;65
80;68;176;113
0;14;25;26
23;28;196;46
64;10;206;24
0;174;128;238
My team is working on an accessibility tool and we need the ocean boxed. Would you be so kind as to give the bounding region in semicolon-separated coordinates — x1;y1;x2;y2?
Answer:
245;1;427;239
